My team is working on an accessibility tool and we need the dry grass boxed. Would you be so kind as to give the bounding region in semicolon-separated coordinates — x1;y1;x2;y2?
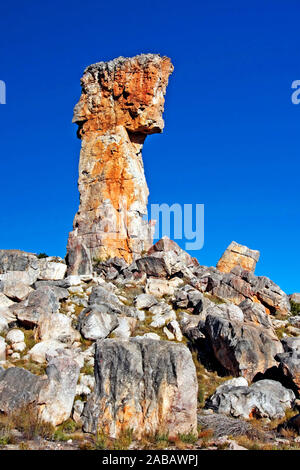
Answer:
0;404;54;442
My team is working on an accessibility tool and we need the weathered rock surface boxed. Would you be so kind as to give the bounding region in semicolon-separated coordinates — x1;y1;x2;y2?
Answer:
207;378;295;419
134;293;158;310
66;54;173;274
37;313;80;344
203;304;283;381
37;257;67;280
136;237;198;278
0;355;79;427
217;241;260;274
0;367;45;413
12;286;62;327
276;351;300;393
39;355;80;426
82;338;198;439
77;305;119;341
0;272;34;301
193;264;291;316
0;250;40;283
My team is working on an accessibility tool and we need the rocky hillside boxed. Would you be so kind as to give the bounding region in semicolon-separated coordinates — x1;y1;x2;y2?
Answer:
1;54;299;451
0;240;300;450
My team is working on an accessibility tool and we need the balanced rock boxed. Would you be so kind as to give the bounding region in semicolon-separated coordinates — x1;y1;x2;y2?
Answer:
66;54;173;274
82;338;198;439
217;241;260;274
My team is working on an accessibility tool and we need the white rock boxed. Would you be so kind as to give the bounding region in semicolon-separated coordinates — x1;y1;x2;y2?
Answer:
167;320;183;342
146;278;183;298
150;303;176;328
112;316;137;339
1;272;34;301
73;400;84;424
12;342;26;353
29;340;68;363
134;332;161;340
163;327;175;340
37;258;67;281
0;293;15;308
6;329;25;344
68;286;84;295
0;337;6;361
11;352;20;360
37;313;81;344
134;293;158;310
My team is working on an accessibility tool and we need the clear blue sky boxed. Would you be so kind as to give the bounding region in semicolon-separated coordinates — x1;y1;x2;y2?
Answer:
0;1;299;293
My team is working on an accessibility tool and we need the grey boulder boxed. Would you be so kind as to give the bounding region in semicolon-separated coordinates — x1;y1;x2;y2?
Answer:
82;338;198;439
207;378;295;420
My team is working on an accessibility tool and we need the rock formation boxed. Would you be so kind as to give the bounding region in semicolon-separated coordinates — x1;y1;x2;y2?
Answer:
82;338;198;439
67;54;173;275
217;241;260;274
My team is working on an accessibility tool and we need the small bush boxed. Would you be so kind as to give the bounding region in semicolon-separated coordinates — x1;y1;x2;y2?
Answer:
36;253;48;259
178;432;198;444
291;300;300;316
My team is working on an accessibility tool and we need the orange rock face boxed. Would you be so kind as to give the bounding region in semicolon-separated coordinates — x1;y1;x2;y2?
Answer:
67;54;173;274
217;241;260;274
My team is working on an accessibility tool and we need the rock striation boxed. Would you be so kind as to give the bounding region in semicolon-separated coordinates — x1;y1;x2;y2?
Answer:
82;338;198;439
67;54;173;275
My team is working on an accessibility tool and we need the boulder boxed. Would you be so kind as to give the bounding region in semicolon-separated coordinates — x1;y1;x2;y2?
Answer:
239;299;273;329
282;337;300;353
37;257;67;280
0;367;44;413
145;277;183;298
37;313;81;344
166;320;183;341
203;308;283;381
0;272;34;301
276;351;300;393
39;355;80;426
82;338;198;439
6;329;25;344
134;293;158;310
149;302;176;328
0;249;40;283
194;264;291;316
112;316;137;339
217;241;260;274
0;292;15;308
12;286;62;327
88;285;137;317
173;284;203;314
207;378;295;420
78;305;119;341
136;237;198;279
0;355;80;426
28;340;68;364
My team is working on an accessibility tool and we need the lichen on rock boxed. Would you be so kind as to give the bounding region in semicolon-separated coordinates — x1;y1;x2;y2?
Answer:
67;54;174;275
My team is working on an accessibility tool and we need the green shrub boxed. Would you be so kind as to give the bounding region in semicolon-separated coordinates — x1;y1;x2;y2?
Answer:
291;300;300;316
